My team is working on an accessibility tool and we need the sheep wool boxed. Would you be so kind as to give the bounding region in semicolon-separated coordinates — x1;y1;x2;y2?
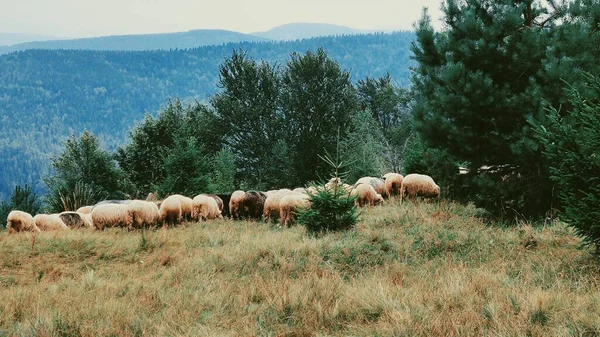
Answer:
59;211;93;229
192;195;222;221
229;190;246;220
91;204;131;230
382;173;403;197
6;210;39;234
279;193;311;227
76;206;93;214
34;214;69;231
351;183;384;207
128;200;160;229
160;195;183;226
400;174;440;202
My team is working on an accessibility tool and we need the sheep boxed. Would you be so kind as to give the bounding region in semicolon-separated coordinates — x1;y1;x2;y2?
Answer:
279;193;310;227
128;200;160;229
229;190;245;220
168;194;193;221
34;214;69;231
215;193;231;217
94;200;132;206
59;211;93;229
355;177;388;198
351;183;384;207
325;178;352;193
292;187;307;194
146;192;157;201
160;195;183;226
400;174;440;202
382;173;403;197
91;203;131;230
263;189;293;223
241;191;267;220
6;210;39;234
192;195;222;221
202;194;223;213
76;206;93;214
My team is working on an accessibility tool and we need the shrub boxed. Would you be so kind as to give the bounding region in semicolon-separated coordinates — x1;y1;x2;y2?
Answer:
535;74;600;253
297;149;358;234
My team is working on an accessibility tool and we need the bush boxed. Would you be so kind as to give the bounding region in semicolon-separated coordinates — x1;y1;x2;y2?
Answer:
535;75;600;253
297;186;358;234
297;151;358;234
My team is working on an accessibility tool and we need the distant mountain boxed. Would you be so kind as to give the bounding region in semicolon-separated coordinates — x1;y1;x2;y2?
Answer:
251;22;364;41
0;33;60;46
0;29;270;54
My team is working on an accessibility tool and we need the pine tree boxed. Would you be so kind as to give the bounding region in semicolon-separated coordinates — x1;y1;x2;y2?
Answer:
209;147;236;194
535;74;600;253
411;2;558;219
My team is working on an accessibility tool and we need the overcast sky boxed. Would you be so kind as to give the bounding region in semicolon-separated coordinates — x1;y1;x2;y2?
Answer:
0;0;444;38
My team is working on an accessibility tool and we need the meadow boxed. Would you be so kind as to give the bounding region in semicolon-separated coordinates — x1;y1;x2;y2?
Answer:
1;199;599;336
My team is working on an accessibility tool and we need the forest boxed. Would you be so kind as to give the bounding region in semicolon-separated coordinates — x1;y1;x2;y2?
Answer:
0;31;415;201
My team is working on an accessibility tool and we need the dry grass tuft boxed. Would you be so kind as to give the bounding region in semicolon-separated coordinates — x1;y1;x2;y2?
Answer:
1;199;599;336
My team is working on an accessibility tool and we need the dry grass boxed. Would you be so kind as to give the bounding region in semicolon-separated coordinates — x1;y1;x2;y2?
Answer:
1;199;599;336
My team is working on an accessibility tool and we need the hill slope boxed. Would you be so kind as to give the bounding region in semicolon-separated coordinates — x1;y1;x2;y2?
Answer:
0;29;270;54
0;32;415;200
0;33;60;46
252;22;363;40
0;201;595;335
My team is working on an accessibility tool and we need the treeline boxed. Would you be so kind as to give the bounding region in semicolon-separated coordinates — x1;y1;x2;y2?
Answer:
13;48;410;221
0;32;415;200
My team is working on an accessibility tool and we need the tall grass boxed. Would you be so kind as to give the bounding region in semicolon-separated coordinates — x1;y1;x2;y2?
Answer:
0;199;599;336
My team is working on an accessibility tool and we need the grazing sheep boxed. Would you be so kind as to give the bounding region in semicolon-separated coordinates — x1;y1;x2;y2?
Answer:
128;200;160;229
94;200;132;206
241;191;267;220
160;195;183;226
400;174;440;202
382;173;403;197
229;190;245;220
6;210;39;234
202;194;223;213
292;187;306;193
215;193;231;218
192;195;222;221
305;186;318;195
369;178;388;198
351;183;384;207
168;194;193;221
34;214;69;231
263;190;293;223
279;193;310;227
355;176;377;186
146;192;157;201
91;204;131;230
76;206;93;214
325;178;352;193
59;211;93;229
83;213;94;229
265;190;279;196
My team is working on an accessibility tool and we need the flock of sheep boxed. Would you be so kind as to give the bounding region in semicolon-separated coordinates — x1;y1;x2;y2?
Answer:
4;173;439;234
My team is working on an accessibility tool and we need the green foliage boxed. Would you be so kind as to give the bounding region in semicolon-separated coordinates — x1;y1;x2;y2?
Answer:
281;48;359;185
44;131;123;212
534;75;600;253
0;184;42;227
341;109;386;183
118;99;219;198
410;3;557;220
209;147;236;194
0;32;415;201
156;137;211;197
45;181;99;214
211;50;282;188
298;149;358;234
263;140;294;190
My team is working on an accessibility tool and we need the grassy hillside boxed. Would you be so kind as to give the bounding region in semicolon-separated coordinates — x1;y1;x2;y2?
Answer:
1;199;597;336
0;31;415;200
0;29;269;54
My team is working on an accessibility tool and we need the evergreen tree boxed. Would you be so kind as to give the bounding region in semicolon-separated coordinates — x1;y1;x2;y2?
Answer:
209;147;237;194
280;48;359;185
44;131;123;211
210;50;283;188
0;184;42;227
535;75;600;253
411;2;558;219
263;140;295;189
156;137;211;197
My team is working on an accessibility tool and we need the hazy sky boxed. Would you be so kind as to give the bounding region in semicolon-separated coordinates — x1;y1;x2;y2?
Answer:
0;0;444;38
